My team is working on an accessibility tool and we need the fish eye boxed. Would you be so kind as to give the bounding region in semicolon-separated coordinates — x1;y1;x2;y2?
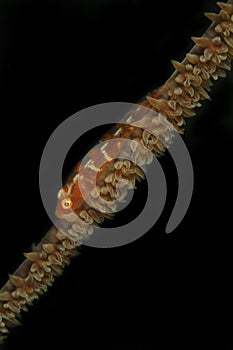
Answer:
61;198;73;210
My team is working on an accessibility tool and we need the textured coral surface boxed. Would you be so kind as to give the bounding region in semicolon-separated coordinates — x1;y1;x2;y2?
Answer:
1;0;233;346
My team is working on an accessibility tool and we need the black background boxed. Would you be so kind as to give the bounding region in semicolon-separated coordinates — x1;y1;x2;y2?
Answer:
0;0;233;349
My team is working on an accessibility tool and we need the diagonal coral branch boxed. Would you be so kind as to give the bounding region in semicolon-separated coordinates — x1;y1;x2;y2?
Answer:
0;226;80;343
143;1;233;129
1;0;233;344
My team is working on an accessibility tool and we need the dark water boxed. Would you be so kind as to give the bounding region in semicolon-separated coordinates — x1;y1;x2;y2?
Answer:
0;0;233;349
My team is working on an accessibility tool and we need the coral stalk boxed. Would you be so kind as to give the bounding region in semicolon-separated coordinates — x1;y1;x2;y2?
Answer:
1;0;233;344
